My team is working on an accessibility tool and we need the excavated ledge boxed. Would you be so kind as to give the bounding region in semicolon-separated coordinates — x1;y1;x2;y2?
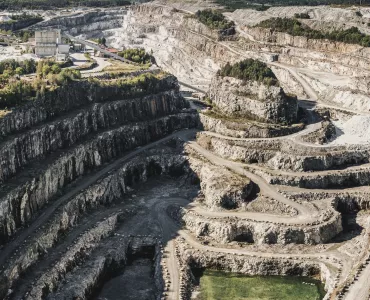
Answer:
0;73;179;137
25;213;124;300
188;156;253;210
0;113;197;244
199;113;304;139
47;237;160;300
252;165;370;189
197;132;370;172
181;205;342;245
0;90;187;183
0;149;189;298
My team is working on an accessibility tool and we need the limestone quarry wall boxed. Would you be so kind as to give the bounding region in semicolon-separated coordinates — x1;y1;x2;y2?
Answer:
209;76;298;124
0;74;180;137
31;8;127;36
0;90;187;183
182;208;342;245
0;152;189;297
199;114;303;138
0;113;197;245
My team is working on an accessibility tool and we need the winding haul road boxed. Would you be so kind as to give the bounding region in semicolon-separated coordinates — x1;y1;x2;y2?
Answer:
8;6;370;299
2;124;363;300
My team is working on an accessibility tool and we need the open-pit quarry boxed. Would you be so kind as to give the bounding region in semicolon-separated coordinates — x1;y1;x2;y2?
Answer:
1;1;370;300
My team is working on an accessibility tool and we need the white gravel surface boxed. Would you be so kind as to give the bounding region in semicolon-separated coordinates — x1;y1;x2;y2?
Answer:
330;115;370;145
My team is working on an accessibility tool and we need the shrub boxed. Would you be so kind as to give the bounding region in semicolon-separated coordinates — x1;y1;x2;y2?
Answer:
217;59;279;86
294;12;311;19
256;17;370;47
195;9;235;31
117;48;153;65
0;80;33;108
37;59;70;78
0;59;36;75
15;67;24;75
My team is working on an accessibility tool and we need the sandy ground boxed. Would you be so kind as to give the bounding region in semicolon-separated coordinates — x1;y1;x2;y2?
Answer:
0;46;39;62
330;115;370;145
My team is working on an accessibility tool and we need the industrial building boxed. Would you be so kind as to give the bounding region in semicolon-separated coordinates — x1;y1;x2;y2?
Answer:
35;29;69;60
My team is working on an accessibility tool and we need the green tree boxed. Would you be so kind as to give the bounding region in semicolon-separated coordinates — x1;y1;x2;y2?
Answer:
51;64;61;74
15;67;24;75
42;65;51;77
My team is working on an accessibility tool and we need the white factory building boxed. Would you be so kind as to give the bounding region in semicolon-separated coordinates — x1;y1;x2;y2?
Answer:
35;29;69;60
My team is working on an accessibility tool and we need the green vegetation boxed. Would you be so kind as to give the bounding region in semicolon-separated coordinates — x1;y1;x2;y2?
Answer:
102;60;146;73
0;80;34;108
0;59;80;109
36;59;75;78
214;0;368;11
256;17;370;47
0;0;131;9
294;12;311;18
97;37;107;46
0;59;37;77
195;9;235;31
89;72;163;91
9;12;43;23
196;270;325;300
117;48;153;65
217;59;278;86
16;30;34;43
84;52;93;62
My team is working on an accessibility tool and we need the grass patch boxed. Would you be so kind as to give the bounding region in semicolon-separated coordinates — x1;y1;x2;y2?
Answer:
102;61;147;73
196;270;325;300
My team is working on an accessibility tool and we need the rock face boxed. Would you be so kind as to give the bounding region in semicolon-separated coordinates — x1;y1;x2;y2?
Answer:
0;90;187;183
209;76;298;124
182;202;342;245
0;72;198;246
189;157;253;210
0;73;180;137
0;149;189;298
198;131;370;172
0;113;197;245
199;113;303;138
32;8;127;37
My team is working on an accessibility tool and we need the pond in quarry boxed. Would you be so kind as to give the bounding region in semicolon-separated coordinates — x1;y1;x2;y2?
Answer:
193;270;325;300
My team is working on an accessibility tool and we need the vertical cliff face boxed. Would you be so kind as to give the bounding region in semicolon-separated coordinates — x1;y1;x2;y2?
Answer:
0;113;197;244
0;72;198;246
209;76;298;124
0;90;186;183
0;74;182;137
31;8;127;36
0;149;189;299
107;5;251;89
